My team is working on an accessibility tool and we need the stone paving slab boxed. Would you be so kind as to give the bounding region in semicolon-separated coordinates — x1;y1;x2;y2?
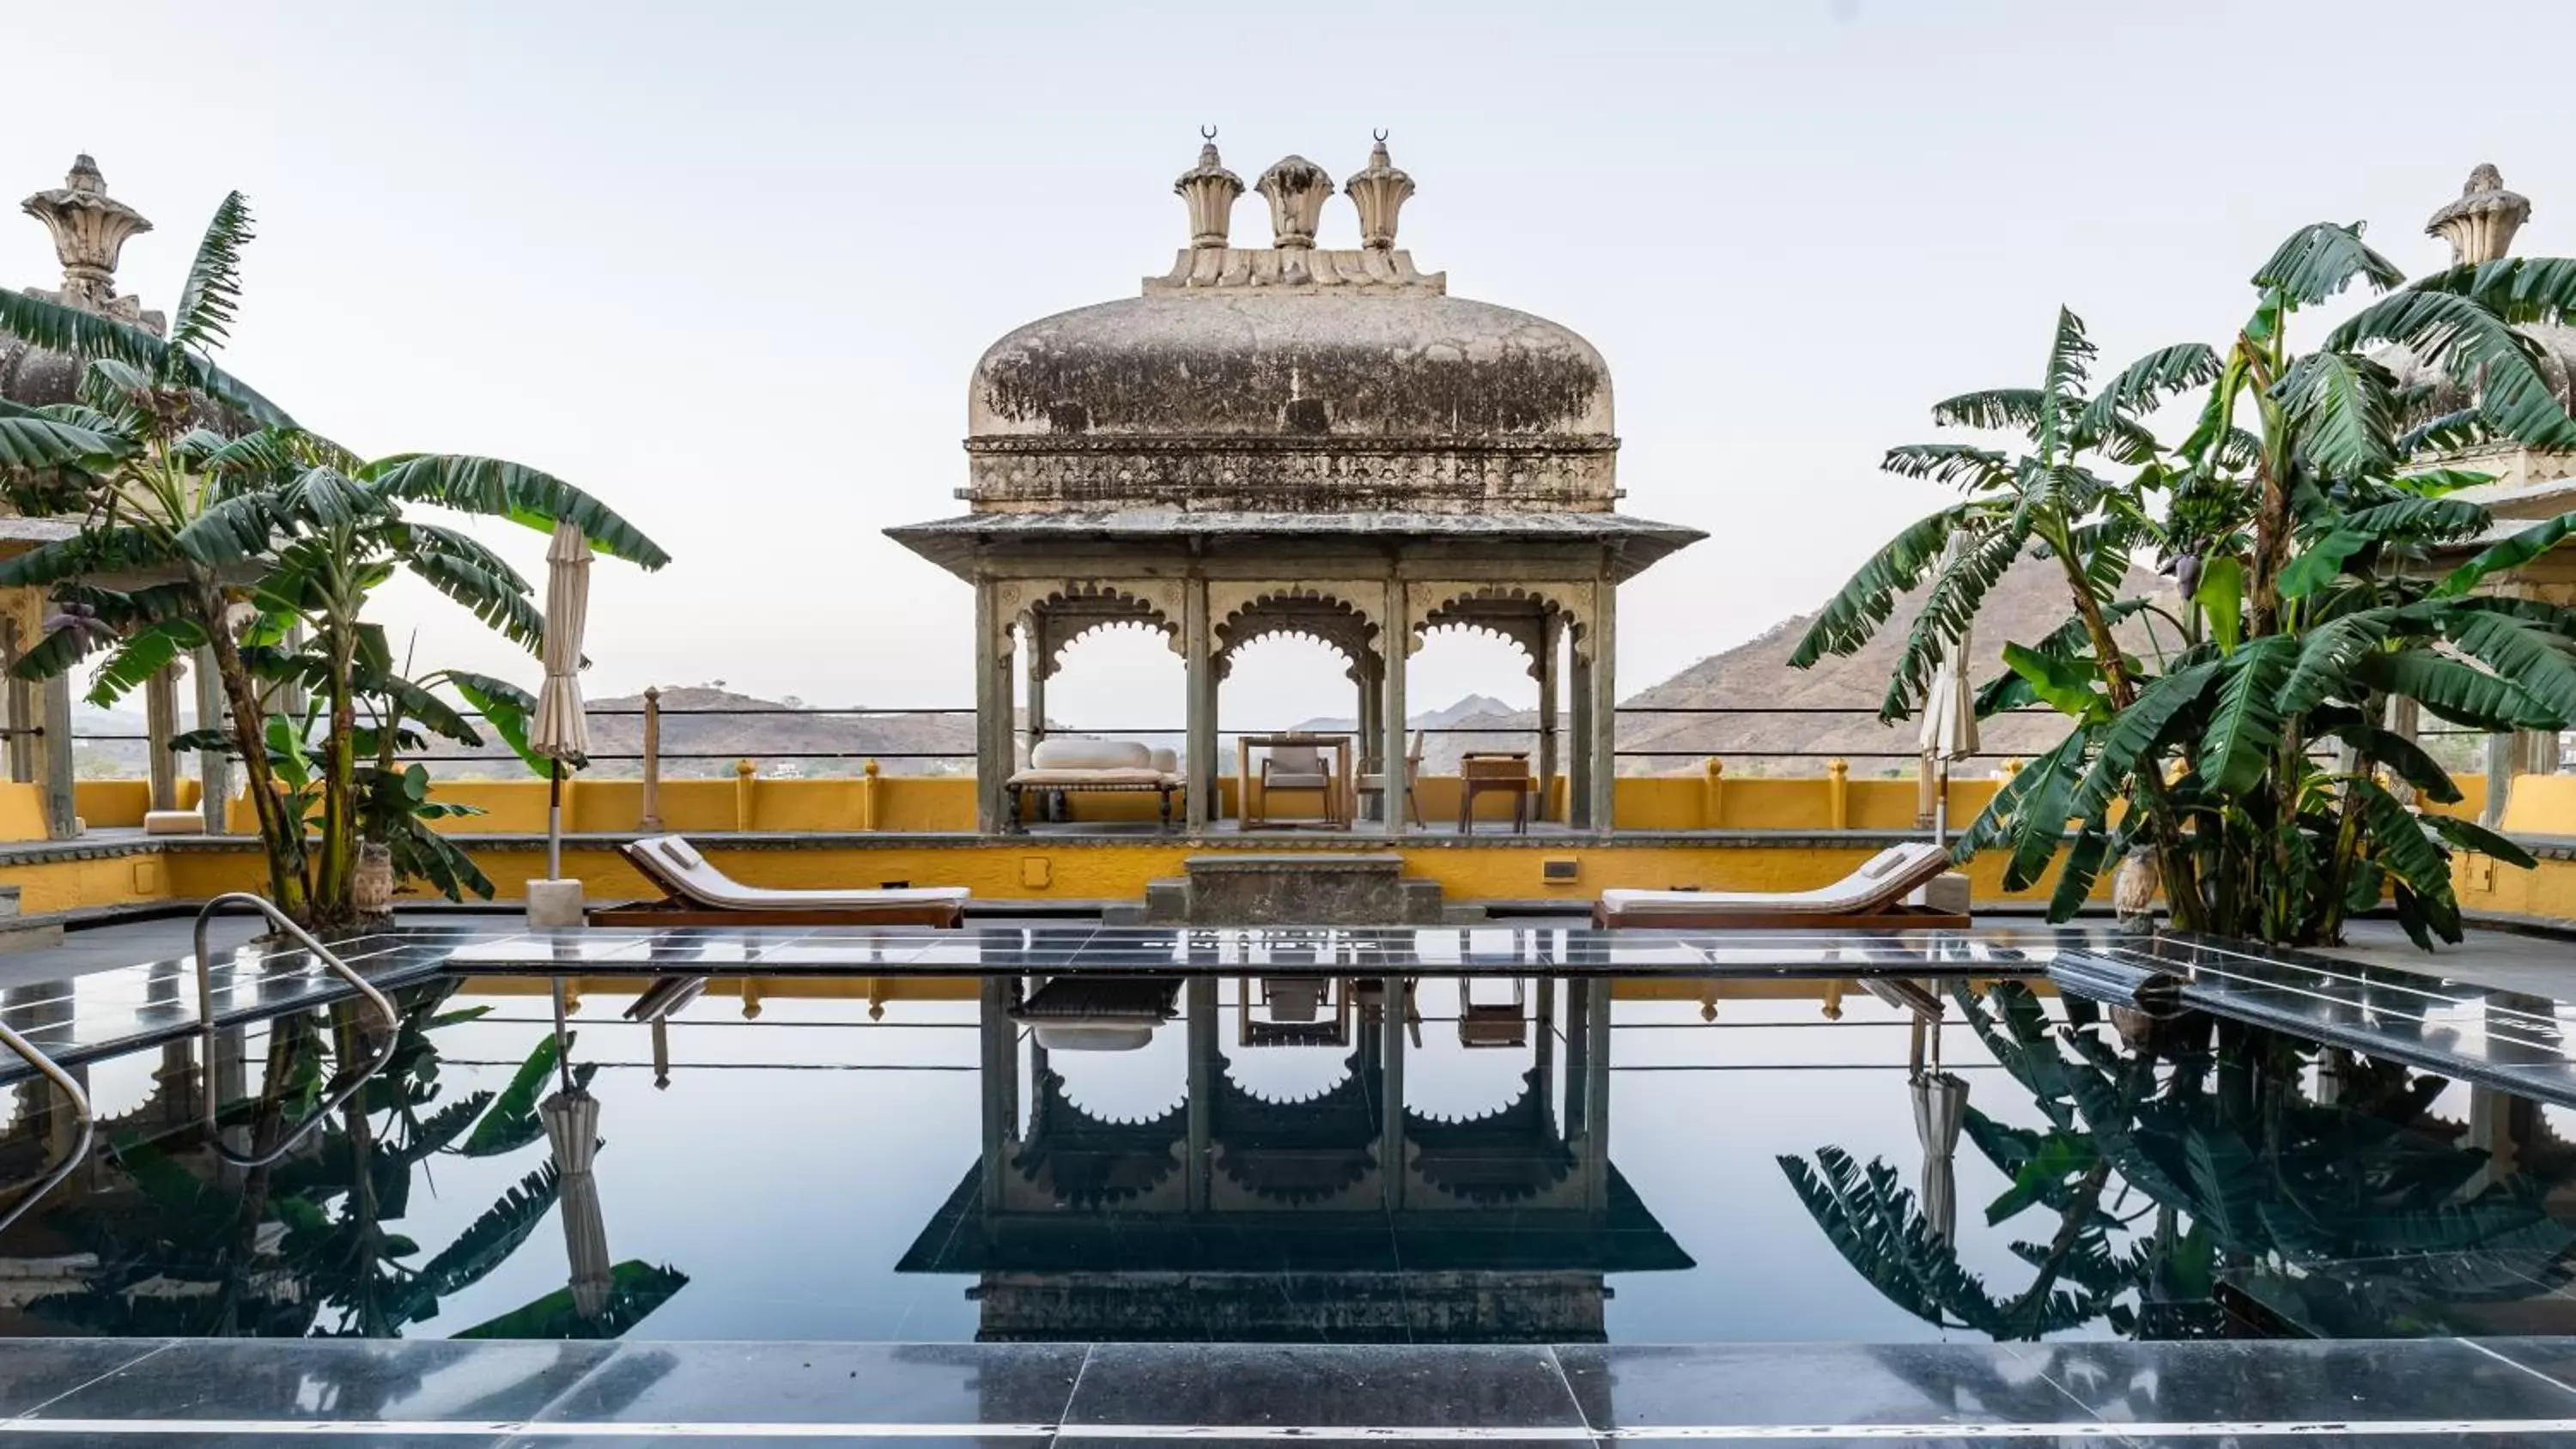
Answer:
0;1338;2571;1443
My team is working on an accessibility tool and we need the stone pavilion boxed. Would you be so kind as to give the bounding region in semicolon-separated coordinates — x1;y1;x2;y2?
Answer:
890;136;1701;834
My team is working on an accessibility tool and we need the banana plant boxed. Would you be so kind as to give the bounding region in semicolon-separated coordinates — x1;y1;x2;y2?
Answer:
0;191;668;926
1796;215;2576;947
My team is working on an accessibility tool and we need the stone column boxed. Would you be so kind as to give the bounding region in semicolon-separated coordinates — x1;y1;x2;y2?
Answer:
1023;618;1049;758
1584;579;1619;833
144;665;180;812
2485;731;2518;829
1567;647;1593;829
1184;976;1216;1212
1378;973;1406;1211
193;646;230;834
972;581;1012;833
1184;579;1215;831
1579;976;1612;1214
39;672;76;839
1379;581;1409;837
1536;621;1562;825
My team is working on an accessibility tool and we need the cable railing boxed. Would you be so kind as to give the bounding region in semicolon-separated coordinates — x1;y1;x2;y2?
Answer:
66;701;2548;779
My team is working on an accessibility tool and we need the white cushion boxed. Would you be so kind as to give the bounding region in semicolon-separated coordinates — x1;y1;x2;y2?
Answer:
143;809;203;836
1150;748;1178;773
1856;845;1913;880
635;835;968;911
1602;844;1950;917
1031;738;1151;770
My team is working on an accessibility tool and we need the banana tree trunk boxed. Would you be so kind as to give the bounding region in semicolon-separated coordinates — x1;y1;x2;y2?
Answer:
194;572;310;919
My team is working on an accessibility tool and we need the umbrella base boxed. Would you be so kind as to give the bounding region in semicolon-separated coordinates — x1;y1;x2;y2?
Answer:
526;878;586;929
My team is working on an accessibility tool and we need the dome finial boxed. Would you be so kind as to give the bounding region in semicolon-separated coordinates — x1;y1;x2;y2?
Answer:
1344;131;1414;252
21;153;152;311
1256;155;1334;252
1174;128;1242;251
2427;162;2530;268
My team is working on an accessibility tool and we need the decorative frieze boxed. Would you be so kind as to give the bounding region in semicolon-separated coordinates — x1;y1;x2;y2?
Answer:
965;437;1617;513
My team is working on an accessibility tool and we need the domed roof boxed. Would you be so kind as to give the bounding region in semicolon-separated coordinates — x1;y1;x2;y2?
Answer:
972;289;1612;440
967;139;1613;445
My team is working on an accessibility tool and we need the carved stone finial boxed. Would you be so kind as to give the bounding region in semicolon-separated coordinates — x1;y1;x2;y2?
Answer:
1174;130;1243;250
1256;155;1334;252
1343;133;1414;252
21;155;153;311
2427;163;2530;268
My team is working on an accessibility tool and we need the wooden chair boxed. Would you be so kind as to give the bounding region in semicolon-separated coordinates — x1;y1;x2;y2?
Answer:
1355;730;1426;827
1258;741;1338;825
1457;754;1534;834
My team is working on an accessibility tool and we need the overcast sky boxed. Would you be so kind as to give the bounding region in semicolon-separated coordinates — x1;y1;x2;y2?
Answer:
10;1;2573;731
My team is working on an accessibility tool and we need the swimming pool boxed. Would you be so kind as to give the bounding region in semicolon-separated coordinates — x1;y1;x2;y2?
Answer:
3;958;2569;1345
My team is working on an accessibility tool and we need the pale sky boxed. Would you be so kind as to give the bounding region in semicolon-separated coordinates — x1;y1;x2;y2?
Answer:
11;1;2574;734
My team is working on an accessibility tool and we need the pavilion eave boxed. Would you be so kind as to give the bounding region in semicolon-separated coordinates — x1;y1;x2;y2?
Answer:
884;508;1704;582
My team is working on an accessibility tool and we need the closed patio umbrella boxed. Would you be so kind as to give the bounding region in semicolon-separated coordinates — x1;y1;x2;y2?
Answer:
1911;1068;1968;1244
540;1085;612;1321
533;520;592;882
1917;537;1980;845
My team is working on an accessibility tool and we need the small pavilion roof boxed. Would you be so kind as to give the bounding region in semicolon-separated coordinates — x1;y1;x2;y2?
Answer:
886;508;1704;580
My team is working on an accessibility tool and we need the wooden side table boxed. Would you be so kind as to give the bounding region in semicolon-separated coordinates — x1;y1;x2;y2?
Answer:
1458;751;1534;834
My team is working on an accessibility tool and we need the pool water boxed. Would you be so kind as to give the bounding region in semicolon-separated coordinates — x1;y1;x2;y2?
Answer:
3;969;2571;1345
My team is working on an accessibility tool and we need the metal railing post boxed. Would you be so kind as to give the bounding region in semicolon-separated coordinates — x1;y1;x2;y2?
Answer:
192;893;399;1167
638;686;664;832
0;1020;93;1236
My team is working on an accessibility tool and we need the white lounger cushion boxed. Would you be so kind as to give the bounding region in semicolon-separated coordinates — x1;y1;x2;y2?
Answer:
1007;767;1173;787
1030;738;1152;770
635;835;968;910
1601;842;1953;917
1032;1022;1160;1052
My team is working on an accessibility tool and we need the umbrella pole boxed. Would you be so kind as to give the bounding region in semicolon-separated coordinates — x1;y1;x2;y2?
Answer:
547;760;563;881
1931;759;1949;845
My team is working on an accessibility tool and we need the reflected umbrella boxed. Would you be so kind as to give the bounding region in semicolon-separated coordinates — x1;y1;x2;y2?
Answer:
540;1086;612;1320
1910;1068;1968;1245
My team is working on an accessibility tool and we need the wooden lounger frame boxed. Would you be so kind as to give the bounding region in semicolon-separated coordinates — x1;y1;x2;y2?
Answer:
592;840;967;929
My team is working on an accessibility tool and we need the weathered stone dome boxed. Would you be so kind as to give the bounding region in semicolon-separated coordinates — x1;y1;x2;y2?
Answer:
957;138;1619;517
969;290;1613;440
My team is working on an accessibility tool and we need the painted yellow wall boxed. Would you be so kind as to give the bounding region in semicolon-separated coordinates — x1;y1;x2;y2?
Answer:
0;784;46;842
2501;775;2576;836
4;852;171;914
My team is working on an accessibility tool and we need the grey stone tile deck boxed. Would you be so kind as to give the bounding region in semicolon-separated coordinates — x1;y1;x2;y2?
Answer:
2;1338;2573;1443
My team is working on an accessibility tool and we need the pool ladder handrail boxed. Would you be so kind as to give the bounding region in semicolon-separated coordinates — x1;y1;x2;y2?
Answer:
193;892;401;1168
0;1018;94;1237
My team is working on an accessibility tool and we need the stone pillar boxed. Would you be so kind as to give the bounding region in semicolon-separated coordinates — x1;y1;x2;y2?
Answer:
144;665;180;811
193;646;230;834
1584;579;1619;833
1023;620;1049;757
1378;973;1406;1211
1580;976;1612;1214
1567;647;1594;829
1184;579;1215;831
1184;976;1216;1212
1353;659;1382;822
1379;581;1409;837
978;975;1015;1212
973;581;1012;833
39;671;76;839
1536;620;1561;824
2485;731;2516;829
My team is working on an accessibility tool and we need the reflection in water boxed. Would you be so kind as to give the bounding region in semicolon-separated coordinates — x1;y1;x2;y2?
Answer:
0;978;686;1339
5;955;2575;1344
902;973;1687;1343
1780;980;2576;1340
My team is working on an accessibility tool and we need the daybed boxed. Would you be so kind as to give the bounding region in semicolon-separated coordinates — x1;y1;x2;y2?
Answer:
1005;738;1185;832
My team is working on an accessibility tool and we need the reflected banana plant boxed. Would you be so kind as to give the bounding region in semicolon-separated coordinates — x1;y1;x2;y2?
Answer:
10;979;687;1339
1780;980;2576;1340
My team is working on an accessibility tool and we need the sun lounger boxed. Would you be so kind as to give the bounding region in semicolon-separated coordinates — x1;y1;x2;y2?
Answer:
594;834;969;927
1592;841;1965;930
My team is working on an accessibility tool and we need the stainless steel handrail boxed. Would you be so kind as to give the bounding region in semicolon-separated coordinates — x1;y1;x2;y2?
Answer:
0;1020;94;1236
193;893;400;1167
